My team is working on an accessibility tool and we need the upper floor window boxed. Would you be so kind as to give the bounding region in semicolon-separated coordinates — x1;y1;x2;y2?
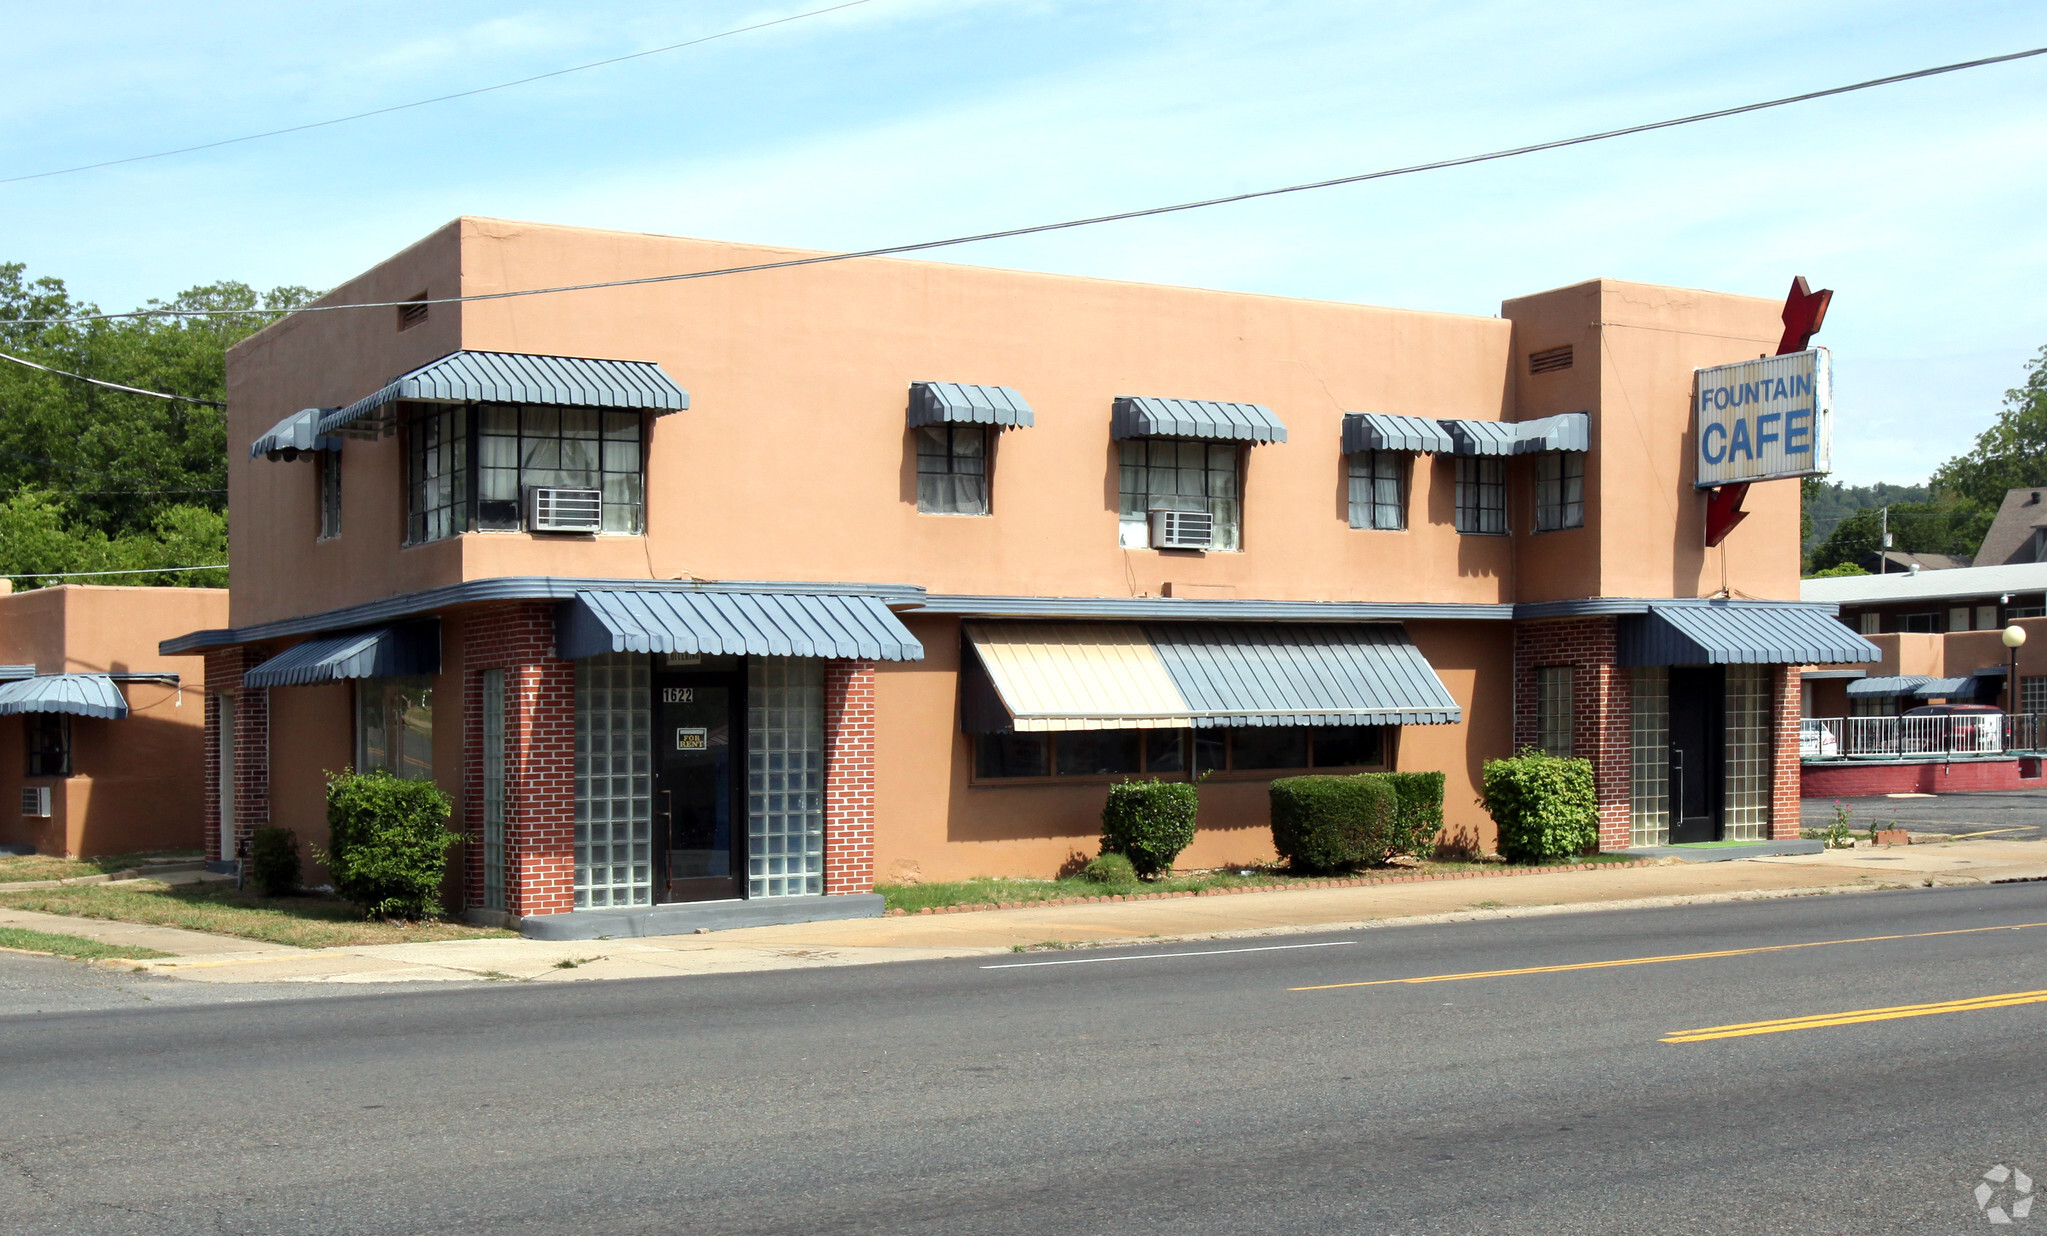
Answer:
1454;457;1506;535
1118;438;1241;551
406;403;643;544
1533;450;1585;532
1856;611;1880;636
916;424;988;515
318;450;342;540
1346;451;1407;530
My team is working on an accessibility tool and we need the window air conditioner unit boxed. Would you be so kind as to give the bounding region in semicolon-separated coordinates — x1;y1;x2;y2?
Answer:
1149;508;1213;550
21;786;49;818
526;487;604;534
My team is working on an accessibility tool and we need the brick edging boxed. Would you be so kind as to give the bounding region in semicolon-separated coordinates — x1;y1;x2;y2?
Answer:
885;858;1658;916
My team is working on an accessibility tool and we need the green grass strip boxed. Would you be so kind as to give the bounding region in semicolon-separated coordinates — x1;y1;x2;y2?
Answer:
0;925;172;960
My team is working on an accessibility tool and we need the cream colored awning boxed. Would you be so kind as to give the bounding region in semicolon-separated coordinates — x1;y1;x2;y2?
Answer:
964;622;1190;731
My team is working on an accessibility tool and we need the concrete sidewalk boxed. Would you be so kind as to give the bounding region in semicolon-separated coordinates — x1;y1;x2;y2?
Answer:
72;837;2047;988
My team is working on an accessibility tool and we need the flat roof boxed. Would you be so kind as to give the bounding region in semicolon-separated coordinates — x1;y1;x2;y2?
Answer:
1800;562;2047;607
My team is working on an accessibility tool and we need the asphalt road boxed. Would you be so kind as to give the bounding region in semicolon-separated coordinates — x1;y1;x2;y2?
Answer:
9;885;2047;1234
1801;789;2047;839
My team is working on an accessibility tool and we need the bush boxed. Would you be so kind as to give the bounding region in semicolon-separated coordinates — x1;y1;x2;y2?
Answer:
1081;852;1138;885
1482;750;1598;863
1380;771;1446;859
1269;775;1398;873
1100;779;1199;879
316;770;460;920
248;826;302;897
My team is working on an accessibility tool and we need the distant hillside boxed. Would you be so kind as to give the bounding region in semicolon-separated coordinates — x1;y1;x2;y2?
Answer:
1804;481;1931;552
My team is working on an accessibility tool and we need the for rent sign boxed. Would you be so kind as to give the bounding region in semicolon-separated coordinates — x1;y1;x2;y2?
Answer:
1693;347;1832;487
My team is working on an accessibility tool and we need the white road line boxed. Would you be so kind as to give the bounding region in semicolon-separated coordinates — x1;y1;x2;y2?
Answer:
980;940;1359;969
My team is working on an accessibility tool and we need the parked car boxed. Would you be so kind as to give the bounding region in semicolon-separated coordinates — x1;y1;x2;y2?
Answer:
1902;704;2004;754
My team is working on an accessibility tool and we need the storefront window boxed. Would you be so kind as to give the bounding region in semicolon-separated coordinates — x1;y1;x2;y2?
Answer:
1117;438;1242;551
975;726;1385;780
25;714;70;778
1536;666;1575;757
1723;665;1772;841
1629;667;1669;847
356;676;433;780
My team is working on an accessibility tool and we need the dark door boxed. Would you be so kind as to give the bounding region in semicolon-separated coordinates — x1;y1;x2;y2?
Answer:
1667;666;1723;844
653;672;746;903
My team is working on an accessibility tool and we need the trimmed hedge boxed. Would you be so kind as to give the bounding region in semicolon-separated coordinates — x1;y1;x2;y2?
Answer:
317;770;460;920
248;826;302;898
1081;851;1138;885
1101;779;1199;878
1270;775;1398;873
1381;771;1445;859
1482;749;1598;863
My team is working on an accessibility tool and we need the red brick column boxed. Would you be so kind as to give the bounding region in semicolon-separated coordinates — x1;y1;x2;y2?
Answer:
1513;618;1631;851
462;603;577;918
823;660;877;894
1770;665;1802;839
203;647;269;864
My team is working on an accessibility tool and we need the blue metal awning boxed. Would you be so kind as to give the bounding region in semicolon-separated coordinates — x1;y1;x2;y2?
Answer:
1847;676;1934;698
1617;602;1881;667
243;623;442;688
250;408;342;461
321;351;689;438
1915;677;1985;700
558;591;924;661
1111;396;1287;444
908;382;1034;429
1341;413;1455;455
1439;412;1591;456
0;674;127;719
1144;623;1461;727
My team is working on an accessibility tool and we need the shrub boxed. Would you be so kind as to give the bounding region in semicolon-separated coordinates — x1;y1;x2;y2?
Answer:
317;770;460;920
1380;771;1446;859
1100;779;1199;878
1081;852;1138;885
248;826;302;897
1482;749;1598;863
1269;775;1398;873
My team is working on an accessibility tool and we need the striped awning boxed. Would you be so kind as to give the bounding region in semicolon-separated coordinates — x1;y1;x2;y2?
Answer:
250;408;342;461
243;623;442;688
1914;677;1984;700
1439;412;1591;456
321;351;689;438
1617;603;1880;667
0;674;127;720
558;590;923;661
1111;396;1287;444
962;621;1459;732
1341;413;1455;455
1847;676;1934;698
908;382;1034;429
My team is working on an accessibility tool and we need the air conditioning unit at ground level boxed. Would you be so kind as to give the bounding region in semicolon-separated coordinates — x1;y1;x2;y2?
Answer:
527;487;604;533
1149;508;1214;550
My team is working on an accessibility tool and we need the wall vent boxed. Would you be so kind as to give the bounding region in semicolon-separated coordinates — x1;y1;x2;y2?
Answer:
1528;345;1573;374
397;294;429;331
20;786;49;818
1149;508;1213;550
527;487;604;533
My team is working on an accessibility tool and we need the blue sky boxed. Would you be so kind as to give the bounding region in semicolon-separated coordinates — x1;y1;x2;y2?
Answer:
3;1;2043;485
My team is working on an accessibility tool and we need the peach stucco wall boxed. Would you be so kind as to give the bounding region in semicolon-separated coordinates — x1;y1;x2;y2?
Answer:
0;586;225;857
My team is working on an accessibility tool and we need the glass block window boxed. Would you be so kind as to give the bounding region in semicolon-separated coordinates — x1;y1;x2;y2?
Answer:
1346;451;1406;530
916;424;989;515
1454;457;1506;534
478;405;644;534
2024;676;2047;714
481;668;506;912
1118;438;1242;551
1534;451;1585;532
1536;666;1575;757
575;653;652;908
1723;665;1772;841
407;406;468;544
748;658;825;898
1630;667;1669;847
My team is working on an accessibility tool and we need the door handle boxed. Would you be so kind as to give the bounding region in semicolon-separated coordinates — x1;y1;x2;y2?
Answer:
660;789;673;826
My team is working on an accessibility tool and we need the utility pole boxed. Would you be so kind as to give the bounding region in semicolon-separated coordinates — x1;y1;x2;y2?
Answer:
1879;505;1890;575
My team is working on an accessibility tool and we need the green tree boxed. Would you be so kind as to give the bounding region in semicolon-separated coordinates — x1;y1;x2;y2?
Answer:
0;263;313;585
1805;498;1992;574
1931;346;2047;509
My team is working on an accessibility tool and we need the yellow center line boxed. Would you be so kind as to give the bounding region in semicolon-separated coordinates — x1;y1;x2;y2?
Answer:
1664;989;2047;1042
1287;921;2047;992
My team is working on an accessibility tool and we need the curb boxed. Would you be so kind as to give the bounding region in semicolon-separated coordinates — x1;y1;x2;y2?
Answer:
885;858;1660;916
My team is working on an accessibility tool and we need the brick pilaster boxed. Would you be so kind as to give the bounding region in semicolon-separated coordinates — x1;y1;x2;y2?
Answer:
1513;618;1631;852
462;602;576;918
1770;665;1802;839
823;660;877;894
203;647;269;864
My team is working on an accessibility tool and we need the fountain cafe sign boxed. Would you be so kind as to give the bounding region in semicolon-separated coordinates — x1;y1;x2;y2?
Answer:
1693;347;1833;488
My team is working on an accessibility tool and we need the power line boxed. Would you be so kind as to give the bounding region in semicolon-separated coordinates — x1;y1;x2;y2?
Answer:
1;0;875;186
3;564;225;579
0;347;224;406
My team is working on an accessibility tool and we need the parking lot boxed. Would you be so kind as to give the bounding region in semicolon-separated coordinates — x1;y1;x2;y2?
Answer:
1799;788;2047;841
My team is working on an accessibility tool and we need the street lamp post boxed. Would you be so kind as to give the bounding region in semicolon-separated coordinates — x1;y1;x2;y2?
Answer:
2004;624;2028;718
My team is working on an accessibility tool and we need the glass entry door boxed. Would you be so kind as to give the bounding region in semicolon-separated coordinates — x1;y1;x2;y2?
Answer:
653;671;746;903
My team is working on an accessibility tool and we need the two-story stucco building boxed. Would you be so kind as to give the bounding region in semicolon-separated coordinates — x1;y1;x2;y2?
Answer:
170;217;1873;937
